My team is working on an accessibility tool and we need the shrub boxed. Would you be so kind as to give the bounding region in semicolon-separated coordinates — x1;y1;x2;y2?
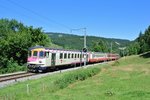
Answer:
54;67;101;89
0;59;27;74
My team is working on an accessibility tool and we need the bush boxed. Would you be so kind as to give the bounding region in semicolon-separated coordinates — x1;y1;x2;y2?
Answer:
0;59;27;74
112;60;120;66
54;67;101;89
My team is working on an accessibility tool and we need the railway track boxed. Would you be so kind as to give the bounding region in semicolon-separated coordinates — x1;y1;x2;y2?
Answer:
0;62;108;88
0;72;37;82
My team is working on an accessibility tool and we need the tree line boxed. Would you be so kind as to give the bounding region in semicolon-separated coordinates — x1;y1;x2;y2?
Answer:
92;25;150;56
127;26;150;55
0;19;51;74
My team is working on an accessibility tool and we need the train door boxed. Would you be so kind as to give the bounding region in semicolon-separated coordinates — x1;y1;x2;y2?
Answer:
51;53;56;66
45;52;51;66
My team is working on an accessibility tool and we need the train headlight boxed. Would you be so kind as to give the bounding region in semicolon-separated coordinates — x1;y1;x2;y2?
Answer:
39;61;42;63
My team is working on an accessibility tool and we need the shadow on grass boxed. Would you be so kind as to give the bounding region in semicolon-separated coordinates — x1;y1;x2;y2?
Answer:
123;91;150;98
139;51;150;58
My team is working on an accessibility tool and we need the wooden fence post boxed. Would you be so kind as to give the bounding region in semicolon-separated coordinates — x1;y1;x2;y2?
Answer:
27;84;29;95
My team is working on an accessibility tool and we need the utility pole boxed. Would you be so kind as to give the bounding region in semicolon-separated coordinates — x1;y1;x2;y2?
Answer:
119;47;126;57
70;28;87;67
83;28;87;67
111;42;112;54
83;28;86;48
109;42;112;61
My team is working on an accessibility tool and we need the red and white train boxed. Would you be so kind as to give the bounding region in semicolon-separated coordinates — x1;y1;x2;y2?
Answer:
27;46;119;72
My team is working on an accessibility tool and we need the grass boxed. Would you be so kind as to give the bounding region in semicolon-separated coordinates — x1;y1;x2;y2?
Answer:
53;55;150;100
0;66;101;100
0;55;150;100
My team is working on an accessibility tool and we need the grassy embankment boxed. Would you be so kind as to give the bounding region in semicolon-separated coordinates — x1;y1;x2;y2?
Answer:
0;54;150;100
55;55;150;100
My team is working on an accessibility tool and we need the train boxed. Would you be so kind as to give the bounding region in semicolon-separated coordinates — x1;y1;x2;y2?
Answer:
27;46;119;72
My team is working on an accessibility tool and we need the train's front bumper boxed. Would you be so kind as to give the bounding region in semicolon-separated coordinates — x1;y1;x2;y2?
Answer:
27;64;47;72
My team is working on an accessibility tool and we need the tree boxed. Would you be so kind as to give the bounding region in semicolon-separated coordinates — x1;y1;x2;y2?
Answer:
0;18;51;73
92;40;109;52
128;26;150;55
127;42;140;55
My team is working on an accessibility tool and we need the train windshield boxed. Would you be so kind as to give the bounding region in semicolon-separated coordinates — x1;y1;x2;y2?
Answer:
39;51;45;58
33;51;38;57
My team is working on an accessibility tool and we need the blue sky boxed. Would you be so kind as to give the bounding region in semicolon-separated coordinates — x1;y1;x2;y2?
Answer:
0;0;150;40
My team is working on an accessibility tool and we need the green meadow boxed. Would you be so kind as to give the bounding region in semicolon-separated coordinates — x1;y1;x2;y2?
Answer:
0;55;150;100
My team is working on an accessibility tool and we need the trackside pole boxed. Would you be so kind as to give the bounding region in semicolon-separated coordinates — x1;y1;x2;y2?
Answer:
27;84;29;95
84;53;86;67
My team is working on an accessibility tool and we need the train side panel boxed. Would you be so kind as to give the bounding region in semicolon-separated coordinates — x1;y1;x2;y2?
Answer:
89;52;107;63
27;46;119;72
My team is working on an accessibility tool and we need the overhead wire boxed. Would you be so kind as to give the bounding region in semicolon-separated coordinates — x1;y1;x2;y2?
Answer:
0;2;55;31
7;0;72;30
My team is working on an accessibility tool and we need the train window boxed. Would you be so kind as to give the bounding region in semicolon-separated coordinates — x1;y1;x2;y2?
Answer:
68;53;70;59
78;54;80;58
39;51;44;58
64;53;67;59
60;53;63;59
75;54;77;58
33;51;38;57
72;54;74;58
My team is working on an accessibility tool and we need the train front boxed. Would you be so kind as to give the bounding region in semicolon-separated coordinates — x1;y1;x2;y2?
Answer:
27;46;46;72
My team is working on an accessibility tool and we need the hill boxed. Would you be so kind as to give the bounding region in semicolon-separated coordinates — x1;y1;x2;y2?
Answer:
54;55;150;100
46;32;130;52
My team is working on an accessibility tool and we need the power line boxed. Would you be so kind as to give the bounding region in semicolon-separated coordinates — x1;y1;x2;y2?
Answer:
0;2;56;31
0;3;37;21
7;0;72;30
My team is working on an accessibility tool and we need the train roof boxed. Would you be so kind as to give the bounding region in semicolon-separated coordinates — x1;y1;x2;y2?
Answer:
29;46;44;50
29;46;82;52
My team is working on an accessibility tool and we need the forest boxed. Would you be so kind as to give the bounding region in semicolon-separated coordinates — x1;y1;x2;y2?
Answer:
0;18;150;74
